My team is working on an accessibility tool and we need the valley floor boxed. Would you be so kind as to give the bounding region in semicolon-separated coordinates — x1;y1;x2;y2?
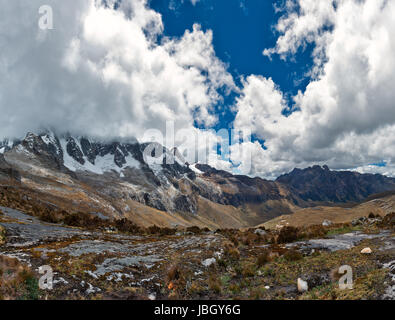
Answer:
0;206;394;300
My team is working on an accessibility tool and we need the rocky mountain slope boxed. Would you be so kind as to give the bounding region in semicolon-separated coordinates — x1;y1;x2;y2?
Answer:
276;165;395;203
1;131;395;301
0;205;393;300
263;193;395;230
1;130;395;229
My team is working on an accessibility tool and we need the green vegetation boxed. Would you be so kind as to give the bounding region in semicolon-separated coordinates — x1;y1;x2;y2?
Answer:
21;275;40;300
326;225;362;236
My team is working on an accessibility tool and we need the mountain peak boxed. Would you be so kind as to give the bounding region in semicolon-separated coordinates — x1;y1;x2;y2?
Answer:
276;164;395;202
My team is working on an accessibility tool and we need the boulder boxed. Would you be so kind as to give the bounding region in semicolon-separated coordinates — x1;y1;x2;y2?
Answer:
361;247;372;254
202;258;216;267
297;278;308;292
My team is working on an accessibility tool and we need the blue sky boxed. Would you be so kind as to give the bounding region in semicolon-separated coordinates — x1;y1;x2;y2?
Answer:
3;0;394;178
150;0;313;131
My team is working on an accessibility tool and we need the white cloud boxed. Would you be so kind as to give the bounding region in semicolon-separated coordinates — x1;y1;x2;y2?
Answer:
234;75;288;140
2;0;395;180
263;0;336;65
234;0;395;178
0;0;233;142
169;0;201;12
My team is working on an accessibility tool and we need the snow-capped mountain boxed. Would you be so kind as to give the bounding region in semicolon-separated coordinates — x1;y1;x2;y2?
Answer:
0;131;202;218
0;138;17;154
2;130;395;229
3;130;188;178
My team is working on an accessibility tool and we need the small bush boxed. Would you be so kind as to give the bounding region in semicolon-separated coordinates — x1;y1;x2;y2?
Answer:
208;275;221;294
229;283;241;294
114;218;141;234
299;225;326;239
277;226;299;244
159;227;176;236
147;225;161;234
189;281;204;295
230;236;239;247
166;264;181;283
186;226;202;234
37;209;60;224
234;263;243;277
283;249;303;262
224;243;240;261
241;232;260;246
241;263;255;277
22;276;40;300
381;212;395;229
220;275;231;287
216;258;228;269
0;226;5;245
256;250;271;267
250;287;265;300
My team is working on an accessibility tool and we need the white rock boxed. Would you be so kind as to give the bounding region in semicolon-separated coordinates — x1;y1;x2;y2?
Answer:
255;229;267;236
84;270;98;279
148;293;156;301
85;283;101;295
322;220;333;227
202;258;216;267
361;247;372;254
214;251;222;257
297;278;308;292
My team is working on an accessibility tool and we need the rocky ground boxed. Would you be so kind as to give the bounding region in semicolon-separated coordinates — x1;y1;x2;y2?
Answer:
0;206;394;300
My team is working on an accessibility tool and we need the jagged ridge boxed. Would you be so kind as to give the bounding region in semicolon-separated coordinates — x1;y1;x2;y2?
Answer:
1;131;395;228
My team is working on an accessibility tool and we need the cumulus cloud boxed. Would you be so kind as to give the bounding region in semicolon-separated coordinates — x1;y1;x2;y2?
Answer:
0;0;234;142
263;0;336;65
234;0;395;178
2;0;395;179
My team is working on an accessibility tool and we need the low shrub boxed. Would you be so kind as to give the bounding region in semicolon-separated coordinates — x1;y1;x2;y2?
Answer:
208;275;221;294
189;281;204;295
241;263;256;277
114;218;141;234
186;226;202;234
283;249;303;262
147;225;161;234
277;226;299;244
166;264;182;283
256;250;271;267
224;243;240;261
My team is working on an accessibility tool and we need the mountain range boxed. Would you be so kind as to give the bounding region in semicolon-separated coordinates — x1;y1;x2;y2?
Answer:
1;131;395;229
